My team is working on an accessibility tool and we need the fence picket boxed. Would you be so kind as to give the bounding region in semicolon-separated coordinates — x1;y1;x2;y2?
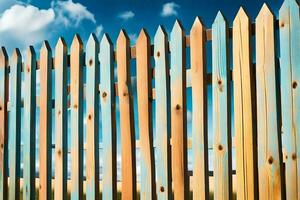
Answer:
154;26;171;200
170;20;188;200
116;30;137;200
8;49;21;200
85;33;100;200
233;8;257;200
39;41;53;200
23;46;36;200
279;0;300;199
136;29;155;200
54;37;68;200
190;17;209;200
70;35;84;200
212;12;231;200
256;4;282;199
0;47;8;200
100;34;117;200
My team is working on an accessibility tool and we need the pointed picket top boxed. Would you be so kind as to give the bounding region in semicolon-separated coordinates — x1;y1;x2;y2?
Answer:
171;20;185;37
11;48;22;65
27;46;36;58
26;46;36;70
100;33;113;48
137;28;150;46
87;33;99;49
155;25;167;38
117;29;129;44
191;16;205;34
0;47;8;67
280;0;299;13
55;37;67;53
40;41;52;61
234;7;250;26
213;11;227;25
257;3;274;22
71;34;83;51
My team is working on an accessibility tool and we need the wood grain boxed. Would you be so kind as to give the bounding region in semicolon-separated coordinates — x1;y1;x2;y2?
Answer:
116;30;137;200
190;17;209;200
256;4;282;200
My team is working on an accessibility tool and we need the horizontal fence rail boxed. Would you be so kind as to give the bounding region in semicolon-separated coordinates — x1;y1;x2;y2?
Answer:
0;0;299;199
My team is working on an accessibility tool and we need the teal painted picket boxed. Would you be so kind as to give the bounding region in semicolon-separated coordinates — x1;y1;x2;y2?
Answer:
0;1;299;199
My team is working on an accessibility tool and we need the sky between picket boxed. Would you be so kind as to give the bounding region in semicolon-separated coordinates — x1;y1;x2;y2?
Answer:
0;0;283;55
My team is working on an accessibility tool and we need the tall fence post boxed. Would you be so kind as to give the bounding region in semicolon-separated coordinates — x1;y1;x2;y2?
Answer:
0;47;8;200
256;4;283;200
23;46;36;200
8;49;21;200
279;0;300;199
212;12;232;200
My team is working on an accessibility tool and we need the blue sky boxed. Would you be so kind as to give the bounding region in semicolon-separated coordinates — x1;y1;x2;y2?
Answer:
0;0;283;55
1;0;285;179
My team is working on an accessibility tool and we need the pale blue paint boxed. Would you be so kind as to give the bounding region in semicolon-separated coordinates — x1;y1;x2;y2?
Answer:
212;12;231;200
8;49;22;200
154;25;171;200
23;47;36;200
279;0;300;198
85;33;100;199
100;34;117;200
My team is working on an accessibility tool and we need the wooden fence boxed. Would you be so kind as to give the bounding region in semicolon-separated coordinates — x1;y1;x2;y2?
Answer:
0;0;299;199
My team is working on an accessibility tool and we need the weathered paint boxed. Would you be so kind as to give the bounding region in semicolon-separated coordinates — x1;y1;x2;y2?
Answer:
233;8;257;200
279;0;300;199
70;35;84;200
212;12;232;200
190;17;209;200
170;20;189;200
8;49;21;200
136;29;155;200
23;46;36;200
39;41;53;200
154;26;171;200
0;47;8;200
116;30;137;200
54;37;68;200
256;4;282;200
100;34;117;200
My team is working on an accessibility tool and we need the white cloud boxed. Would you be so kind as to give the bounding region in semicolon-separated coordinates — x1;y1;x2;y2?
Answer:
118;11;135;21
0;4;55;51
161;2;180;17
0;1;102;54
51;0;96;27
95;25;103;38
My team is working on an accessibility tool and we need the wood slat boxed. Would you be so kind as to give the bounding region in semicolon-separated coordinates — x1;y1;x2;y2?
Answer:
256;4;282;200
279;0;300;199
190;17;209;200
39;41;53;200
100;34;117;200
8;49;21;200
70;34;84;200
0;47;8;200
54;37;68;200
23;46;36;200
116;30;137;200
170;20;189;200
154;26;171;200
212;12;232;200
233;8;257;200
86;33;100;200
136;29;156;200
